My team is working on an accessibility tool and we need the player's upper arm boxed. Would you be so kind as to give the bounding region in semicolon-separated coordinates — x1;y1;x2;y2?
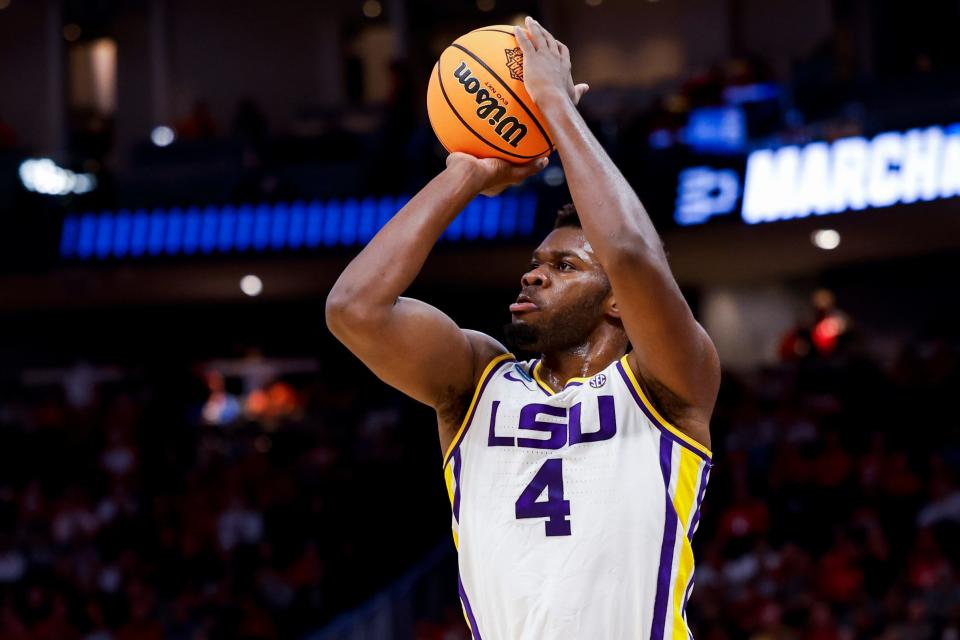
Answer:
325;294;507;413
606;245;720;423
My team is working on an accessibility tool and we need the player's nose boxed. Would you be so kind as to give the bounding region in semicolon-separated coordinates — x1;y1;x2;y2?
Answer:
521;267;548;288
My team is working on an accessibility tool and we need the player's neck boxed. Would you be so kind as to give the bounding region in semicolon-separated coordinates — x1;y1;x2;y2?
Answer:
538;337;627;391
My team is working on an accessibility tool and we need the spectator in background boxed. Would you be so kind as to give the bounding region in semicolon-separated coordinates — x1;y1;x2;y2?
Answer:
371;59;418;193
175;101;218;141
232;99;268;145
232;98;269;163
0;116;16;150
779;289;851;361
201;370;242;426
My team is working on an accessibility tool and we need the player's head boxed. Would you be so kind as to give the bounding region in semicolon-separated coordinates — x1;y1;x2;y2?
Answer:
503;204;626;354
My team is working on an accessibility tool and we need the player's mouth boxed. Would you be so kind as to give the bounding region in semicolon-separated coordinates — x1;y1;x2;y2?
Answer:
509;294;539;314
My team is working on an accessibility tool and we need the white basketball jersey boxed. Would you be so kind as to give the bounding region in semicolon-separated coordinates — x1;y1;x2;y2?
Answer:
442;353;713;640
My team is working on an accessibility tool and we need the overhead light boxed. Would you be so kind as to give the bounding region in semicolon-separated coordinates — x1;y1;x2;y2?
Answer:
240;275;263;297
19;159;97;196
362;0;382;18
811;229;840;250
150;126;175;147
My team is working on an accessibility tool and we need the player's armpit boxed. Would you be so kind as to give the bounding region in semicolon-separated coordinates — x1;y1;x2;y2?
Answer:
326;295;507;417
628;355;713;453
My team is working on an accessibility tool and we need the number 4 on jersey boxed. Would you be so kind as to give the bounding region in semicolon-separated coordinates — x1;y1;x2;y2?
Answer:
515;459;571;536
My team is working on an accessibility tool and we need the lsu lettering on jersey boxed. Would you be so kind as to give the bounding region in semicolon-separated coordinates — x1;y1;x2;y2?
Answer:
442;353;713;640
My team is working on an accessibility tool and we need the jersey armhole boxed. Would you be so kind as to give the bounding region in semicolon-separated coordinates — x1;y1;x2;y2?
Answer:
442;352;515;468
616;354;713;461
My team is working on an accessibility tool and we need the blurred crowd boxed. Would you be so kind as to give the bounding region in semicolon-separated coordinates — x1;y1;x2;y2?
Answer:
0;322;957;639
0;355;456;640
692;333;960;639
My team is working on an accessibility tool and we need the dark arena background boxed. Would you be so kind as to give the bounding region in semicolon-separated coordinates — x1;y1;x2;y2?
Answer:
1;1;960;638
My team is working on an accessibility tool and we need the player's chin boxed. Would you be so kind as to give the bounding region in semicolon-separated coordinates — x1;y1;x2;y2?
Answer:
503;317;542;351
509;313;540;326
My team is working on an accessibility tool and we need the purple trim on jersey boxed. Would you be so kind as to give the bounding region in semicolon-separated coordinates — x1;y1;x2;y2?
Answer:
452;448;462;522
681;469;709;636
458;574;483;640
681;571;696;624
614;361;710;462
444;358;514;468
651;432;678;640
563;381;583;388
529;359;552;396
687;462;710;542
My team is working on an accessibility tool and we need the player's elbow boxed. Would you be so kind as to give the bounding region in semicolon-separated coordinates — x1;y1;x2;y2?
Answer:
325;288;386;339
324;289;358;337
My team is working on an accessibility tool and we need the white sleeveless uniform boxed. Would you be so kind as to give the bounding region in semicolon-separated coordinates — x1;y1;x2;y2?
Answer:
442;353;713;640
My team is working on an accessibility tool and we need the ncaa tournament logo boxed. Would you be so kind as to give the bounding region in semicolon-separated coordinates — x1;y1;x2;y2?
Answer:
504;47;524;81
589;373;607;388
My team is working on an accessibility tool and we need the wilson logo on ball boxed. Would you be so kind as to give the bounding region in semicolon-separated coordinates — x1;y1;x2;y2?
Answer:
452;61;528;148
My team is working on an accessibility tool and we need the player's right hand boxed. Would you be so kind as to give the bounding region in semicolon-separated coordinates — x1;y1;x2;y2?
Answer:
514;17;589;109
446;152;548;197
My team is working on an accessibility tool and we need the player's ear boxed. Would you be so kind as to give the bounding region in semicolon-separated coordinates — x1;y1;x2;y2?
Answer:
605;293;621;320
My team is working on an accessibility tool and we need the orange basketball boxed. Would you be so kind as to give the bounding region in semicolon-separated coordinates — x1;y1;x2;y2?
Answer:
427;25;554;163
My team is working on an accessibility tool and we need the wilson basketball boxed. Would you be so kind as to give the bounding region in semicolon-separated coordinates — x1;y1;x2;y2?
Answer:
427;25;554;163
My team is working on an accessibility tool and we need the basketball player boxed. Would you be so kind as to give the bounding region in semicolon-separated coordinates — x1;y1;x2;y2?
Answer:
326;17;720;639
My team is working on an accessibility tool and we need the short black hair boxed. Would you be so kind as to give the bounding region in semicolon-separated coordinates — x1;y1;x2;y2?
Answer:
553;203;581;229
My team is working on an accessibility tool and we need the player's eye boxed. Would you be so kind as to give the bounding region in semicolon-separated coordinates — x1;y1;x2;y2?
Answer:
558;261;574;271
528;261;539;270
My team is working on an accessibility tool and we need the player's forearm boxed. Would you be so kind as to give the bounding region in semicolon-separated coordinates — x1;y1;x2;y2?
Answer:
540;95;665;262
327;164;481;316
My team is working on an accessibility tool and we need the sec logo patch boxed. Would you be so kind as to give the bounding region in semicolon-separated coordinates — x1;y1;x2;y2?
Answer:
589;373;607;388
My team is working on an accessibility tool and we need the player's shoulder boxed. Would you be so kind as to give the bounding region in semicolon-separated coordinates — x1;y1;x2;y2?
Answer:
463;330;513;383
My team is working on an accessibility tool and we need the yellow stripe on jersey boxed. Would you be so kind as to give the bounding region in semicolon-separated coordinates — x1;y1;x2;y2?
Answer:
443;462;456;508
618;354;713;459
669;448;704;638
671;540;695;638
673;447;702;533
532;360;556;394
442;352;516;468
444;460;460;550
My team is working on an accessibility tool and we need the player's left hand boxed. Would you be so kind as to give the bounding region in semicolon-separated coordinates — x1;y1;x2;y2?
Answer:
446;152;548;197
514;17;589;109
